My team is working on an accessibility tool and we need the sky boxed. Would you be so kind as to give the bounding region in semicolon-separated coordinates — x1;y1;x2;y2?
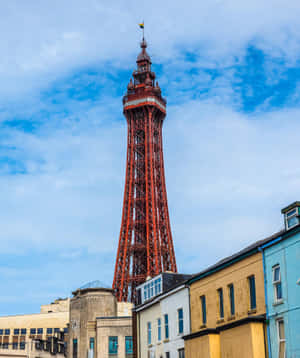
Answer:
1;0;300;315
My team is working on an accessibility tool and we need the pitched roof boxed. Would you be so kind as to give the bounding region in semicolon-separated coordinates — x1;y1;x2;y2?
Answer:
188;228;286;284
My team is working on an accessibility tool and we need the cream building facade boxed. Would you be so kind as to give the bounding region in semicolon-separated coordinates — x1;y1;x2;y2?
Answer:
0;283;133;358
0;298;69;352
0;338;65;358
68;284;133;358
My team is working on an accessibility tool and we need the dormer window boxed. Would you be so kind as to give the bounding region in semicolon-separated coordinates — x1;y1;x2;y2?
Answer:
282;202;300;230
142;276;162;302
286;208;298;229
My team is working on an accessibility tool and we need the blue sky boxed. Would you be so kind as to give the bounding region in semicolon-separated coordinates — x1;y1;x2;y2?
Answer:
1;0;300;315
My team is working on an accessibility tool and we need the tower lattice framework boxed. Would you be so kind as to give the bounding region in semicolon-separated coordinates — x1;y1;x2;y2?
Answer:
113;39;177;302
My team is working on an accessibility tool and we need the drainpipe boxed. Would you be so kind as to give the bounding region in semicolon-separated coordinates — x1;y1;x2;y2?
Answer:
258;246;272;358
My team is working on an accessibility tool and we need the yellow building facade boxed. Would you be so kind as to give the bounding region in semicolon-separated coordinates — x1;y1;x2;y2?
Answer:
184;250;268;358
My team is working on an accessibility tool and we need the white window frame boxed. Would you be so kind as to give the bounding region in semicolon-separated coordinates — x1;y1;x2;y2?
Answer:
157;318;161;342
154;277;162;295
142;276;162;302
285;208;298;229
164;314;169;339
178;348;185;358
147;322;152;345
273;265;283;303
276;319;286;358
177;308;184;334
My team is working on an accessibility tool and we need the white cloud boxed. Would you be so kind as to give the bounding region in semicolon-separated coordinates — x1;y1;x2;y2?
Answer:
165;101;300;271
1;0;300;99
0;99;299;271
0;0;300;313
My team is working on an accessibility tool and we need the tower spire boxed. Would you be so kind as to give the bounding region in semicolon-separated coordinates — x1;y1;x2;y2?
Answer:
112;39;177;303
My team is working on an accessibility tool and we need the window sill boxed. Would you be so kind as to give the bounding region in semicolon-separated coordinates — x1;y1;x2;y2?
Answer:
199;324;207;329
273;300;284;306
248;308;257;315
157;342;162;345
228;315;235;321
217;318;225;324
163;339;169;343
148;344;153;348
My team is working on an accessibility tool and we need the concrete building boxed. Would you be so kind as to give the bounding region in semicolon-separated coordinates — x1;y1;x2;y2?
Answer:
183;237;278;358
0;298;69;352
135;273;191;358
261;202;300;358
68;281;133;358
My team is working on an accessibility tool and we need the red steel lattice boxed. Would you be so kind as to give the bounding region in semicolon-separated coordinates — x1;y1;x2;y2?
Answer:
113;39;177;302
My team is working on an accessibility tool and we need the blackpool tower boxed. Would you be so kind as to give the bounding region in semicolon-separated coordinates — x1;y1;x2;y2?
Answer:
113;38;177;302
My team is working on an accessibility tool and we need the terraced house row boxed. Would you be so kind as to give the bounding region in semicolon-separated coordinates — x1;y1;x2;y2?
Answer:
134;201;300;358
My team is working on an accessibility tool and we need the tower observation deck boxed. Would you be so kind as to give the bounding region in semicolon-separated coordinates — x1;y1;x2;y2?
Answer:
113;38;177;303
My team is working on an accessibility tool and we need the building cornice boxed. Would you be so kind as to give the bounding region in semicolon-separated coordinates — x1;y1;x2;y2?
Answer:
183;315;266;341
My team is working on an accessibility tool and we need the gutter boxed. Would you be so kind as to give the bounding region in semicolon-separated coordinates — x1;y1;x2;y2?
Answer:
258;246;273;358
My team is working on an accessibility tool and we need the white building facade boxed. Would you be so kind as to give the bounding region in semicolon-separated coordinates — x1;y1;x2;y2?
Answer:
160;287;190;358
135;273;191;358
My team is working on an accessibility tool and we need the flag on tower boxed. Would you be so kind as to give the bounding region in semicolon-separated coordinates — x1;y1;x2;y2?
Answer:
139;22;144;29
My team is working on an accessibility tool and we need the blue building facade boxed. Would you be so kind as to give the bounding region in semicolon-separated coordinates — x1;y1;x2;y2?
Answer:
261;202;300;358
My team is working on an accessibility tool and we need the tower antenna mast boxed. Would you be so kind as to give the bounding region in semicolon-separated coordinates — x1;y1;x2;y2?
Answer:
139;21;145;40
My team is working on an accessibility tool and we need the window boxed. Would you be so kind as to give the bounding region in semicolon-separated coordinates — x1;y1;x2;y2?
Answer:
164;314;169;339
21;329;26;335
47;328;53;334
30;328;36;335
109;336;118;355
20;337;25;350
178;308;184;334
200;295;207;325
273;265;283;302
0;330;3;335
248;276;256;310
3;336;8;349
166;352;170;358
54;328;60;333
37;328;43;334
14;329;19;335
64;327;68;333
73;338;78;358
277;319;286;358
229;284;235;316
154;278;162;295
178;348;185;358
125;336;133;354
157;318;162;341
217;288;224;319
13;340;18;349
90;337;95;350
285;208;299;229
147;322;152;345
143;277;162;301
4;329;10;335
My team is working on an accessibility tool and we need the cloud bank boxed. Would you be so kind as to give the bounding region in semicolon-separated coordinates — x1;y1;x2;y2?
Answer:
0;0;300;314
